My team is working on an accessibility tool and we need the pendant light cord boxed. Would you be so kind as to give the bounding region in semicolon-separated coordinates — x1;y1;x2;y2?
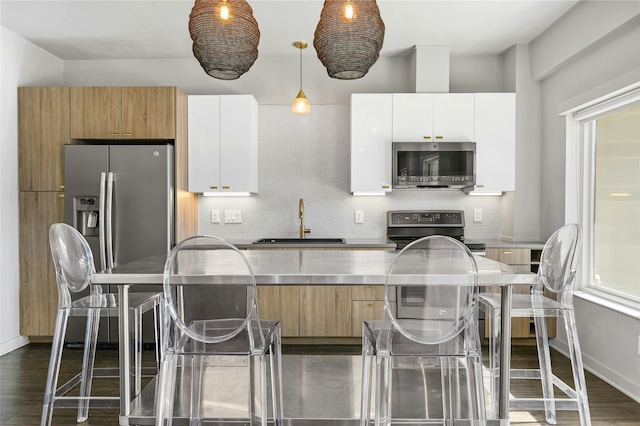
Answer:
299;46;303;91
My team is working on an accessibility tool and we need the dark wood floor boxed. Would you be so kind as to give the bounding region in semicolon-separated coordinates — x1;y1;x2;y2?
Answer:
1;343;639;425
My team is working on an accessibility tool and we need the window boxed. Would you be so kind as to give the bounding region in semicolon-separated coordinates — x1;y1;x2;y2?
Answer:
566;87;640;310
593;103;640;298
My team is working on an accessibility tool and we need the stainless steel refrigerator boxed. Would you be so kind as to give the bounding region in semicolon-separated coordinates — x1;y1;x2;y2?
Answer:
64;144;174;344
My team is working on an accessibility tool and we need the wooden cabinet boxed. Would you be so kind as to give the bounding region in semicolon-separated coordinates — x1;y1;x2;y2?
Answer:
19;192;64;336
300;286;351;337
258;285;376;338
474;93;516;192
351;286;385;336
257;286;300;337
19;86;197;338
350;94;393;194
18;87;69;192
188;95;258;194
392;93;475;142
70;86;176;139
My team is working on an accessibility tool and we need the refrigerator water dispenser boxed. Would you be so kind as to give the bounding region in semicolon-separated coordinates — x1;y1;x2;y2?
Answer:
74;196;99;237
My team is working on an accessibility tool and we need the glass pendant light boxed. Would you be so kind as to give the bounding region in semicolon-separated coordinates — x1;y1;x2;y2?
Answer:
291;41;311;115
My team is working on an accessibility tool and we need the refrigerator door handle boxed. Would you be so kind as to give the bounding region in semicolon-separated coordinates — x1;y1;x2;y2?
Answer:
106;172;115;269
98;172;107;271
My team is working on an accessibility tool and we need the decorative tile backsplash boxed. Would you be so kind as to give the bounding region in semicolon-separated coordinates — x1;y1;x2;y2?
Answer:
198;105;502;240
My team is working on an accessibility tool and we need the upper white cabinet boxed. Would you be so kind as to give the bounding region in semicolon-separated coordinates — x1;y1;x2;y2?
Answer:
188;95;258;194
350;94;393;194
474;93;516;192
392;93;475;142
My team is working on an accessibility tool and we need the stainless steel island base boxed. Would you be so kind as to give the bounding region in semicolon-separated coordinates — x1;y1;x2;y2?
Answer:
125;354;501;426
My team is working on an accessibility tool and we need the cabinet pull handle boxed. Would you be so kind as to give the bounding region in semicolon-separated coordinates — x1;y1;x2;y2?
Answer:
123;132;133;136
367;303;376;307
59;185;65;190
423;136;431;140
435;135;444;140
222;186;230;190
111;132;119;137
503;251;512;255
382;185;390;189
210;186;218;190
58;193;65;198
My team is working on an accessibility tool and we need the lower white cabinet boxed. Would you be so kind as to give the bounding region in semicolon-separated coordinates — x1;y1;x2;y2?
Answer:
474;93;516;192
350;94;393;194
188;95;258;194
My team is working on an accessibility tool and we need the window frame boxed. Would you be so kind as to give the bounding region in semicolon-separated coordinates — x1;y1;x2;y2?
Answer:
564;86;640;314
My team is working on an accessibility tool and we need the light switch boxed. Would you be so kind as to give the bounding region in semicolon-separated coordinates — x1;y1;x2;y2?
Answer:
224;210;242;223
210;210;220;223
355;210;364;224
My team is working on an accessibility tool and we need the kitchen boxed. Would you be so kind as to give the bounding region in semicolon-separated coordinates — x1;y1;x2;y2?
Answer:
1;0;639;423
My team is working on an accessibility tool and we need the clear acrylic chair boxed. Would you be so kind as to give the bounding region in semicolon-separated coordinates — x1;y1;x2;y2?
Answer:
479;223;590;425
360;235;485;426
42;223;162;425
155;235;283;426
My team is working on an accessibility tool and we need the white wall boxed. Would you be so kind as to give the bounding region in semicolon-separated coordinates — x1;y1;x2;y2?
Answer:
0;27;64;355
529;2;640;400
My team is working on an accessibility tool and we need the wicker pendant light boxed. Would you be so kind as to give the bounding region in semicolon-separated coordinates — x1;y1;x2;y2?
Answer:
189;0;260;80
313;0;385;80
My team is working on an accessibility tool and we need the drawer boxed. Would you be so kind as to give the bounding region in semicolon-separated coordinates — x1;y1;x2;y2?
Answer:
485;248;530;265
352;285;384;301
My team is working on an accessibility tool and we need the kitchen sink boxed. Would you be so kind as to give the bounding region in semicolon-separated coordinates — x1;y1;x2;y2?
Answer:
253;238;346;244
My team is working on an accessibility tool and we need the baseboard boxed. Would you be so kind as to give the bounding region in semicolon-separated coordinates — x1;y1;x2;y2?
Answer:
551;339;640;403
0;335;29;356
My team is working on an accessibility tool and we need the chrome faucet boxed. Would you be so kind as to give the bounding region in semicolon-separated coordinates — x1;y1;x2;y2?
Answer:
299;198;311;239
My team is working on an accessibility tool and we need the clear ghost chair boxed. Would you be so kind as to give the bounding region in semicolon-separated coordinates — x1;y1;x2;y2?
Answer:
155;235;283;426
479;223;590;425
360;235;485;426
42;223;162;425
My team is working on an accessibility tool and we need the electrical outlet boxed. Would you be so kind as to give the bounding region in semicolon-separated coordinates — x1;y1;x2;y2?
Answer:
210;210;220;223
473;208;483;222
355;210;364;224
224;210;242;223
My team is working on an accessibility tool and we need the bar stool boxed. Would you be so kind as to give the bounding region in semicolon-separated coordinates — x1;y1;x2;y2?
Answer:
155;235;283;426
479;223;591;425
360;235;485;425
41;223;162;425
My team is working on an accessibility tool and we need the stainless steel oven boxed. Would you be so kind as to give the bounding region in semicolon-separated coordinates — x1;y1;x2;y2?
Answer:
386;210;486;335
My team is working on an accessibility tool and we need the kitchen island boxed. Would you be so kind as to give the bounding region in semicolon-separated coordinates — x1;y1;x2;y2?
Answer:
93;249;535;425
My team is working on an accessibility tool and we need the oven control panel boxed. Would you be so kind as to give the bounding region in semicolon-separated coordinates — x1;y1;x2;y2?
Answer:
388;210;465;227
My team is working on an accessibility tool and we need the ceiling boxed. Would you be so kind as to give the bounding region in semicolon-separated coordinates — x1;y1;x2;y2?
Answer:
1;0;580;61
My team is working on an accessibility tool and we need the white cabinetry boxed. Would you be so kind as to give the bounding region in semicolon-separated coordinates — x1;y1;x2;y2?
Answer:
474;93;516;192
188;95;258;194
392;93;474;142
350;94;393;194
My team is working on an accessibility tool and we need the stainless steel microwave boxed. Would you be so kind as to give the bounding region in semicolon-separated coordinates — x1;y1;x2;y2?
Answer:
392;141;476;190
